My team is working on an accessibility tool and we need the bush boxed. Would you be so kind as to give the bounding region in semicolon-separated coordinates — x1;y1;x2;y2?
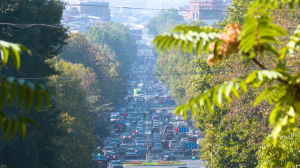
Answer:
124;161;142;164
157;161;180;164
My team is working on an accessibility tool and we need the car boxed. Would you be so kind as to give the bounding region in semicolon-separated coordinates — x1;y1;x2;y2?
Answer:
136;140;144;146
137;123;144;127
173;146;184;154
125;148;137;159
164;125;173;134
121;133;132;141
162;114;170;120
152;138;161;144
152;120;160;126
104;146;114;155
184;149;193;157
137;148;148;156
153;134;161;140
176;116;184;121
106;151;118;160
149;109;156;114
179;133;187;139
132;117;140;125
161;140;169;149
135;137;143;141
159;151;176;161
119;144;128;155
163;119;169;125
188;135;198;142
161;109;167;113
137;130;145;137
147;87;153;91
154;93;160;99
109;160;123;168
153;143;163;153
179;143;186;149
169;140;178;148
180;138;188;143
151;126;160;135
110;115;120;123
152;115;159;120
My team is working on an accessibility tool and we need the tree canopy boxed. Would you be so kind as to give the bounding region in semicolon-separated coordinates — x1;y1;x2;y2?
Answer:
146;8;183;36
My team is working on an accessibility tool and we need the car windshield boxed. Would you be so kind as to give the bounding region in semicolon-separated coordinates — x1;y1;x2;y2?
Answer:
106;147;113;150
127;149;135;152
163;151;173;155
123;133;130;136
139;148;147;151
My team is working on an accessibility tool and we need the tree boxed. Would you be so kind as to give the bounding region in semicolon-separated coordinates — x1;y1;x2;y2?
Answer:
153;1;300;167
60;33;126;105
146;8;183;36
190;20;207;27
0;0;68;78
47;58;97;167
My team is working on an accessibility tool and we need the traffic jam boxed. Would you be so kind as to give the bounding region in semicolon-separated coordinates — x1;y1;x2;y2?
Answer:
93;59;201;168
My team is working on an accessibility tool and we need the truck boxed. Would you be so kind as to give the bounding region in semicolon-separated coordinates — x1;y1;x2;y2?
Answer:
134;88;143;97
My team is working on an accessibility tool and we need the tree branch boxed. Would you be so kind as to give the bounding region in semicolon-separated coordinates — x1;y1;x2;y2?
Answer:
251;58;287;84
252;58;266;69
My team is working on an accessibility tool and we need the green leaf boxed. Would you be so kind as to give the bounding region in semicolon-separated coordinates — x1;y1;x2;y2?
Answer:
287;106;295;117
254;86;276;106
1;47;8;67
225;80;234;97
10;119;18;139
19;120;26;140
3;118;11;139
9;46;21;71
239;80;248;93
8;82;17;107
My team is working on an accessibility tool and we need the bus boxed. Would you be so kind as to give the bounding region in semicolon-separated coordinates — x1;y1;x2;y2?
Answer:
134;88;142;97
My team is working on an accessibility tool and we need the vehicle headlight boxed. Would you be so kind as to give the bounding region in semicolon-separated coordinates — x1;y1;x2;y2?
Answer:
123;137;125;139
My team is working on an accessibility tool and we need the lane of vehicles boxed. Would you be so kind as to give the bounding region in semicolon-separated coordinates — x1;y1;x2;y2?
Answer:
97;61;201;167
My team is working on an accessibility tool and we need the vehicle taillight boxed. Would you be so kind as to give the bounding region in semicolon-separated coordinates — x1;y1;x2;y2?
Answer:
113;156;116;158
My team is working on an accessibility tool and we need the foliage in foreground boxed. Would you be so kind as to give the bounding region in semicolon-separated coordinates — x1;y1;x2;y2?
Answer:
153;0;300;146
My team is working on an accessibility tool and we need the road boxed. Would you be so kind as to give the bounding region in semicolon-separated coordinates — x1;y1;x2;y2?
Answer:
101;63;204;168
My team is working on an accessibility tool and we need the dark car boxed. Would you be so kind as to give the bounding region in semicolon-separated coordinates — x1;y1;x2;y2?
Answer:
188;135;198;142
161;140;169;149
166;131;174;140
132;117;140;125
149;109;156;114
184;149;192;157
179;133;187;139
106;151;118;160
151;126;160;135
159;151;176;161
161;109;167;114
121;133;132;141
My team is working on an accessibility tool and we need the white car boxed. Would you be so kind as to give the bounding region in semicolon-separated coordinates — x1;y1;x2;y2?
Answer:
147;87;153;91
153;120;160;126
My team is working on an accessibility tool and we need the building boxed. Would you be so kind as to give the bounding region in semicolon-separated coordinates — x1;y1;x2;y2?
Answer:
186;0;227;22
69;1;110;22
